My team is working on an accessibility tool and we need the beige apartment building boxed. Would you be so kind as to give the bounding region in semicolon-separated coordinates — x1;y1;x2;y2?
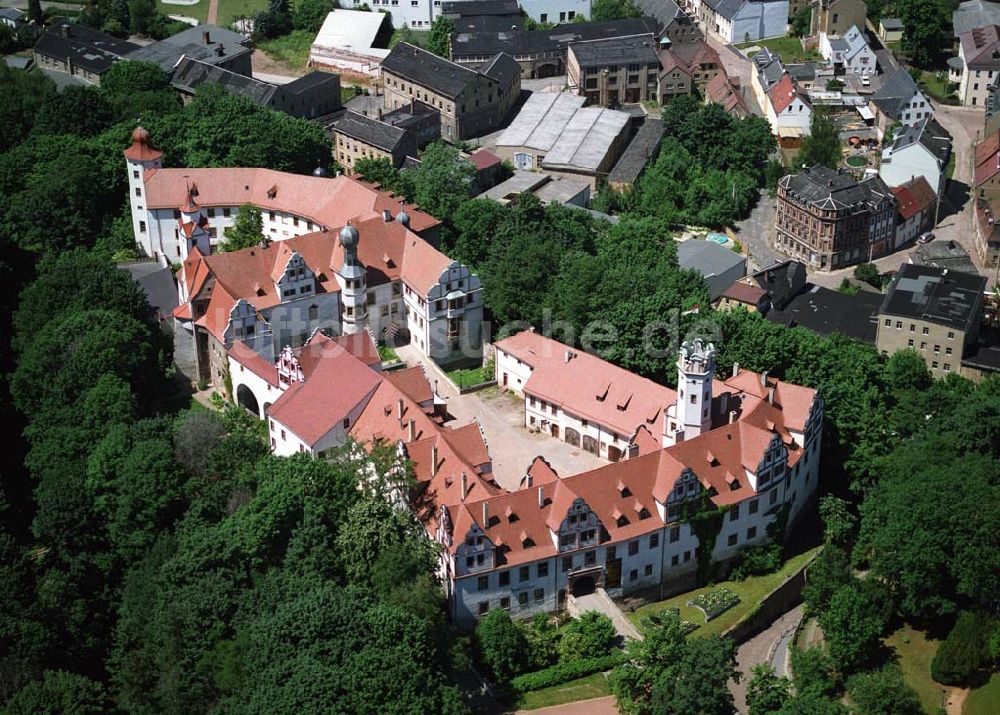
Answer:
567;34;661;107
877;263;986;379
380;43;520;140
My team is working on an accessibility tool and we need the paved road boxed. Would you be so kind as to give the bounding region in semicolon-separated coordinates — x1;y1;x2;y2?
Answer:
396;345;607;490
733;191;780;273
729;604;804;714
516;695;618;715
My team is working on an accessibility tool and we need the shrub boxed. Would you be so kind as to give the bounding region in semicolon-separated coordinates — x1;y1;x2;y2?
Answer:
931;610;995;686
520;613;559;671
791;646;839;698
558;612;618;662
847;665;922;715
511;652;627;692
475;609;529;682
853;262;881;289
730;542;782;581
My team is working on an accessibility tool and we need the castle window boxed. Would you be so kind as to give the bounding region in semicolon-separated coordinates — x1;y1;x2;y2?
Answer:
477;576;488;591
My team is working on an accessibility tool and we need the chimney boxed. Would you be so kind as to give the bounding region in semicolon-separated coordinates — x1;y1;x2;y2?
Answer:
61;23;71;38
525;474;533;488
461;472;468;499
431;444;439;476
732;362;740;377
768;386;775;404
729;409;738;424
382;209;393;222
482;501;489;529
215;45;225;57
538;486;544;508
760;370;769;388
407;419;416;442
564;349;573;363
397;398;404;420
202;30;211;44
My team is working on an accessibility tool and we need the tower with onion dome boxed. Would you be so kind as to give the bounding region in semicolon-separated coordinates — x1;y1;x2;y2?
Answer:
335;222;368;335
123;126;163;257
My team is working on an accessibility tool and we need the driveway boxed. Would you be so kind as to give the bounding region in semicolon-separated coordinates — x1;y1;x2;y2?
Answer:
396;345;607;490
572;590;643;641
729;604;804;714
732;191;780;273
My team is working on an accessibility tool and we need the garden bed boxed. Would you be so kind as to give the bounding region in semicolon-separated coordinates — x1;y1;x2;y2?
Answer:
688;587;740;621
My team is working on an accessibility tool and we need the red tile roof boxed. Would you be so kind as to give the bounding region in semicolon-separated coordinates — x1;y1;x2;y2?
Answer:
436;360;818;567
891;176;936;220
385;366;435;405
468;148;501;170
495;331;677;438
122;127;163;162
706;72;750;117
975;131;1000;186
768;74;800;114
719;279;767;305
141;167;439;233
229;340;280;387
178;216;455;342
266;348;383;446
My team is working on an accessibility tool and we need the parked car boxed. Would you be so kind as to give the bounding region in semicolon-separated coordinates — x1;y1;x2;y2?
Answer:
917;231;935;244
860;73;870;87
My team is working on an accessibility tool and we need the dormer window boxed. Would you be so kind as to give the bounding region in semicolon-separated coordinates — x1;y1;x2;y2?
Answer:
616;515;629;527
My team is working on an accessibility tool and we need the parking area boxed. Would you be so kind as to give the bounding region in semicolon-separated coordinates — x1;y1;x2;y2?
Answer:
396;345;608;490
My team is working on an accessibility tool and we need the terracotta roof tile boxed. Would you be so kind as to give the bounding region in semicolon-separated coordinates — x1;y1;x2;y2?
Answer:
495;331;677;437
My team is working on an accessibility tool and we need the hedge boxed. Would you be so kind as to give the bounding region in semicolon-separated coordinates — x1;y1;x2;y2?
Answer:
511;652;627;693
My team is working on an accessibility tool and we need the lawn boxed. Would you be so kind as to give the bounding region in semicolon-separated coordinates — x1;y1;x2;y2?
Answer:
377;343;399;362
157;0;208;23
215;0;267;25
918;70;958;105
883;625;948;714
445;365;492;389
389;28;430;48
258;30;314;71
737;35;821;63
628;546;821;638
517;672;611;710
966;672;1000;715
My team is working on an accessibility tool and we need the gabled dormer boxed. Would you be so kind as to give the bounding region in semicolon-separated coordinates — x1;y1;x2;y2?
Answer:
752;433;788;492
554;497;602;552
456;520;494;575
666;467;703;522
274;251;315;302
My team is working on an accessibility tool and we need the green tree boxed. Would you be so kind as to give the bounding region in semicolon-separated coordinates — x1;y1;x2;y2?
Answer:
590;0;641;20
747;663;791;715
931;610;996;686
28;0;43;24
425;16;454;57
32;85;115;138
3;670;108;715
127;0;157;35
791;4;811;36
818;496;856;550
354;156;405;193
475;609;528;682
407;141;475;220
790;647;839;699
294;0;336;32
899;0;950;68
846;665;922;715
819;582;888;673
220;204;264;252
797;111;841;169
852;262;880;288
558;612;618;662
611;610;737;715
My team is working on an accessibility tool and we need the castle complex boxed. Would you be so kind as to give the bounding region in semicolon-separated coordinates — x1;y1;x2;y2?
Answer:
125;130;823;627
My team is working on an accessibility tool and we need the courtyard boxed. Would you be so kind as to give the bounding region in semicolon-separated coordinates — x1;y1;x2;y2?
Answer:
396;345;607;490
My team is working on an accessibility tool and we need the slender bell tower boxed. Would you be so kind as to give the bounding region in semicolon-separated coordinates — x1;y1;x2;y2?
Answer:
336;223;368;335
123;126;162;257
663;339;716;447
